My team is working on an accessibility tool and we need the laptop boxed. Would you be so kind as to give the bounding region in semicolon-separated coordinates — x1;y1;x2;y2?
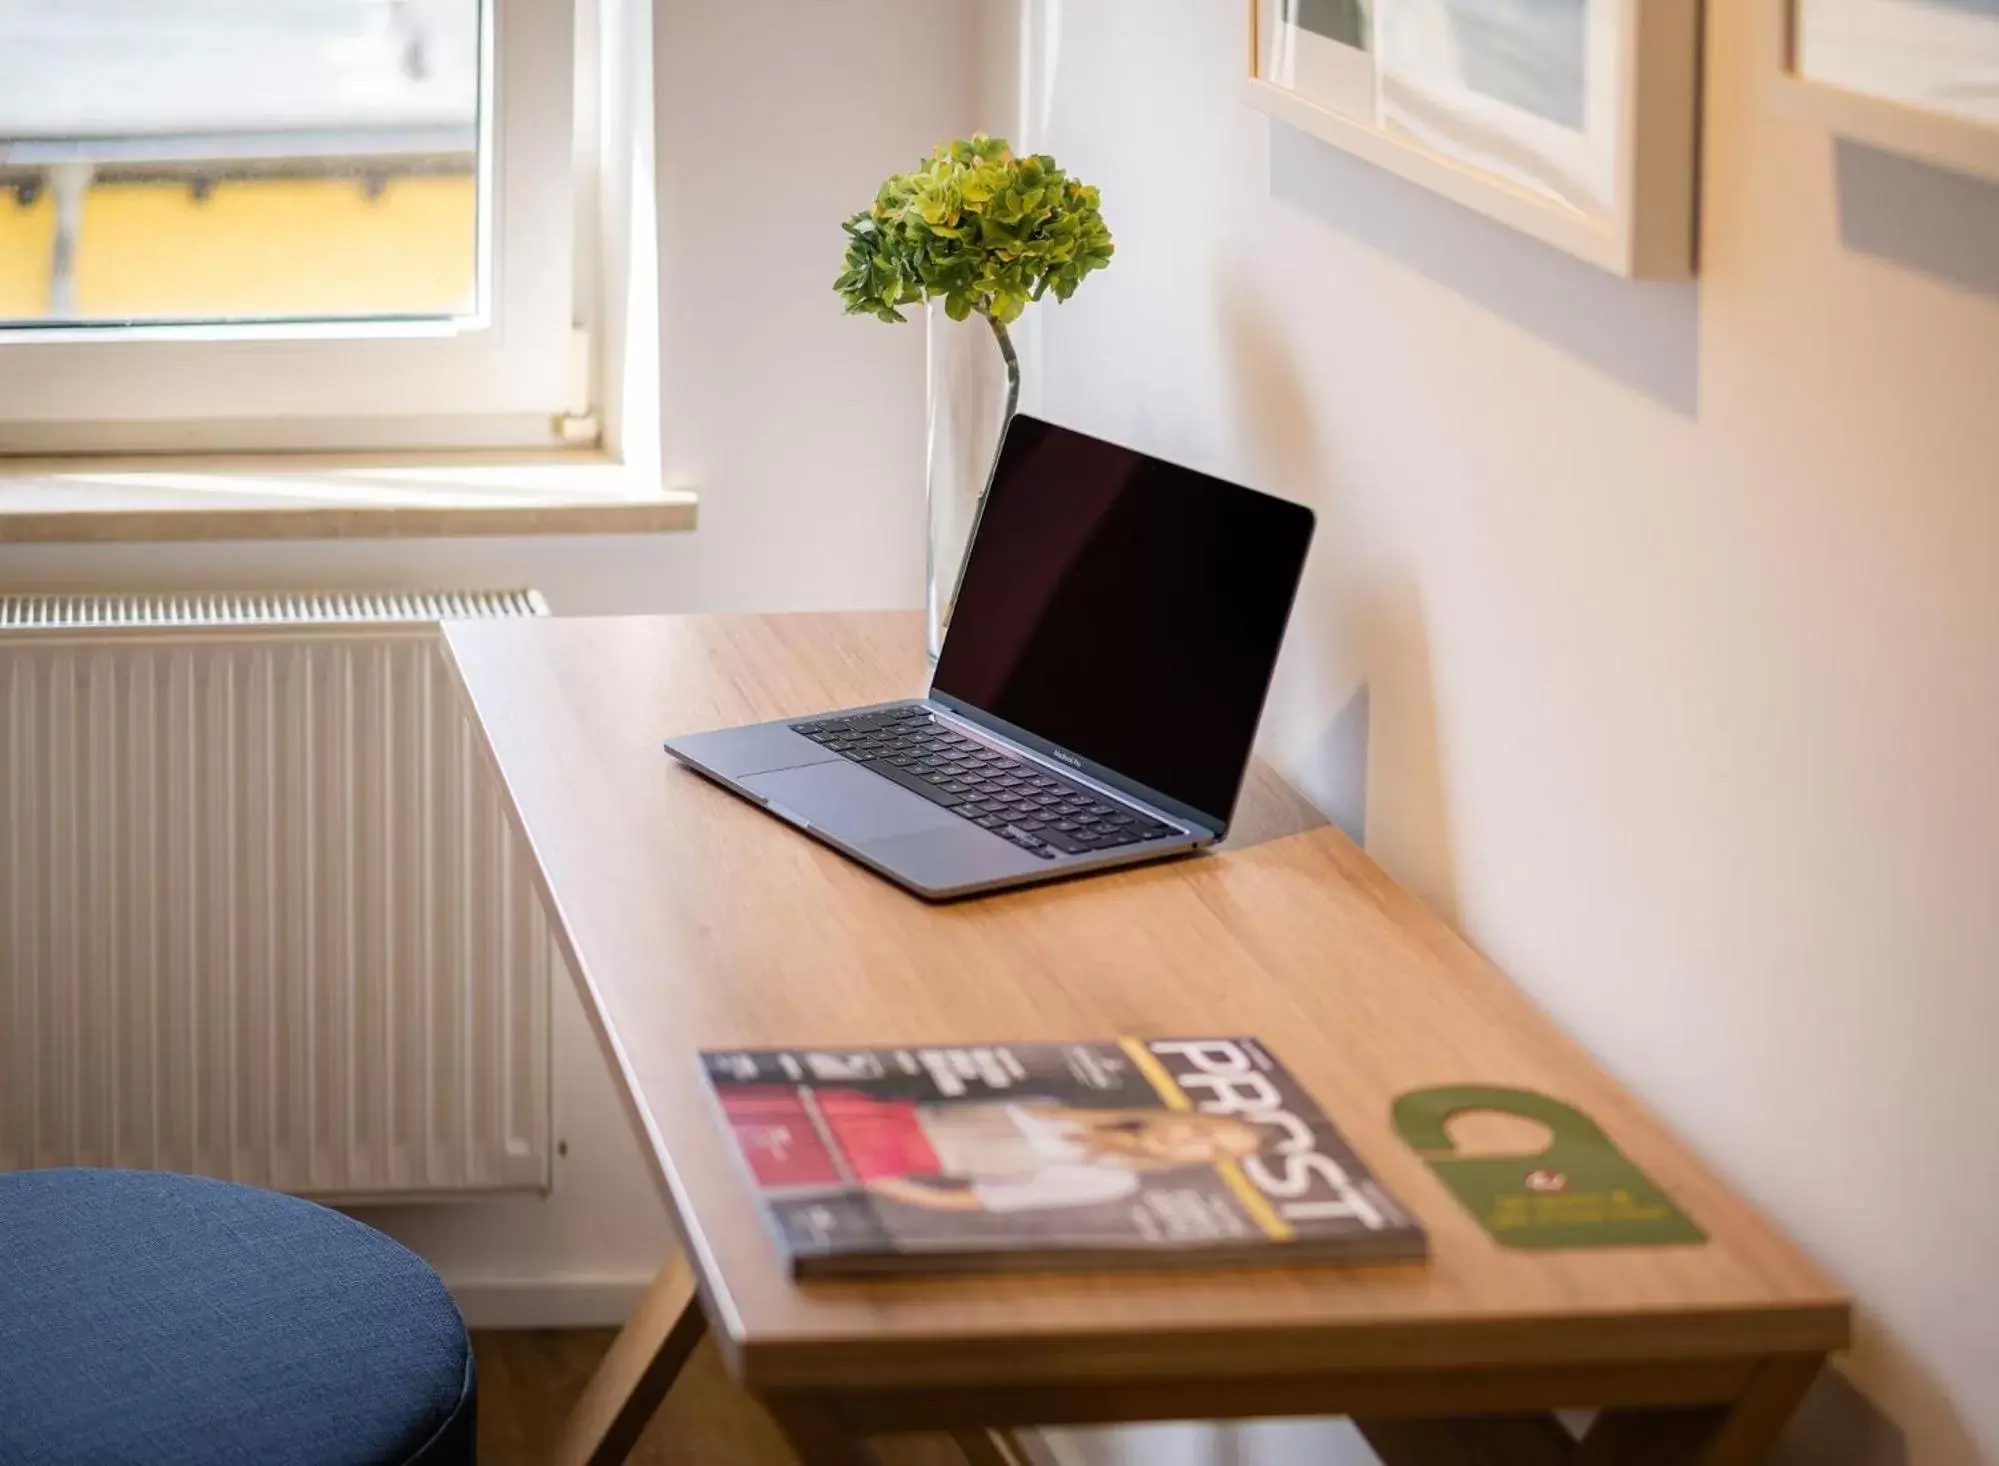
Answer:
665;413;1316;900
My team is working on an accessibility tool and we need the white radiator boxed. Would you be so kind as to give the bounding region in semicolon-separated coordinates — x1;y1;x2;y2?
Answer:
0;590;557;1200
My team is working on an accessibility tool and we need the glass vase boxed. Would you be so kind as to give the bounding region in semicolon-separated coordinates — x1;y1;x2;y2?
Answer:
925;299;1018;661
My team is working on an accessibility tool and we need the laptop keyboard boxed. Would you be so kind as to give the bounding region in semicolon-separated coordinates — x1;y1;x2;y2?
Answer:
790;706;1178;860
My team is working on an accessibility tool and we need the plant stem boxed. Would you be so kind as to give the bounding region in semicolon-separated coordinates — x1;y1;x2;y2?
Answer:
987;312;1021;426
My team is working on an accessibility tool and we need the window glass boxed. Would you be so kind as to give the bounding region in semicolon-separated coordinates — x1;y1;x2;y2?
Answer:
0;0;482;327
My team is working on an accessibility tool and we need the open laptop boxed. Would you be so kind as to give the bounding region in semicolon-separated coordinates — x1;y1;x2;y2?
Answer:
666;414;1315;899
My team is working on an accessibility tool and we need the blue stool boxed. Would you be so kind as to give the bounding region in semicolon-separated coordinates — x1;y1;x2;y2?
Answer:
0;1169;476;1465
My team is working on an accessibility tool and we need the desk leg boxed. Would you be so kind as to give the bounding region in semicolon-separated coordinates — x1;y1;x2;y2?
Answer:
767;1399;878;1466
1355;1415;1575;1466
1580;1355;1826;1466
1359;1354;1826;1466
549;1250;707;1466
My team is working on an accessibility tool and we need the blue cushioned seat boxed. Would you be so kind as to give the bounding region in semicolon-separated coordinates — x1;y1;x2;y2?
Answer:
0;1169;475;1466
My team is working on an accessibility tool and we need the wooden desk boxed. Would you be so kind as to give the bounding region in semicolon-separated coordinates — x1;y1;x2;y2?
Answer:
441;611;1848;1466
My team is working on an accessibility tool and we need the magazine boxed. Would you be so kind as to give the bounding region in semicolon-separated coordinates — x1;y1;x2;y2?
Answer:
701;1037;1427;1278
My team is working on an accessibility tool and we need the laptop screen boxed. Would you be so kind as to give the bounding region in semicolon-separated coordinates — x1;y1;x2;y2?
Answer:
931;415;1315;826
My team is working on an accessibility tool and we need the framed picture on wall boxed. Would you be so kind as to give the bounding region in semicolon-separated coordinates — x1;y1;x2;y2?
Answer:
1242;0;1704;279
1773;0;1999;182
1257;0;1376;123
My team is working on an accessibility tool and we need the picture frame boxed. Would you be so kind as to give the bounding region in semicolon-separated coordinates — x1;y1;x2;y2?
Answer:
1241;0;1703;279
1771;0;1999;183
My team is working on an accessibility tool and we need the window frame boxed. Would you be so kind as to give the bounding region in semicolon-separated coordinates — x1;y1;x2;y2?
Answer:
0;0;581;456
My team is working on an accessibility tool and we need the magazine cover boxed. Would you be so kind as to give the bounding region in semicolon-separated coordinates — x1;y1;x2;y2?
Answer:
701;1037;1427;1277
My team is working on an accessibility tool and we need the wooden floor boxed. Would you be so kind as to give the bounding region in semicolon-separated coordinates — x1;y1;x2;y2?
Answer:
472;1330;981;1466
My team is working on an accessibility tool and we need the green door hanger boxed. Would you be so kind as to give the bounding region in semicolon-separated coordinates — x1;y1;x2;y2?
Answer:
1392;1086;1705;1250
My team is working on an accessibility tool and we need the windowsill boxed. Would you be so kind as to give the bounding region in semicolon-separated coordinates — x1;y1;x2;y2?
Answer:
0;450;697;544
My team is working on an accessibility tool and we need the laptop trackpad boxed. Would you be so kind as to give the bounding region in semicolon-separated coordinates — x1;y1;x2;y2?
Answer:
740;760;960;842
864;824;1046;889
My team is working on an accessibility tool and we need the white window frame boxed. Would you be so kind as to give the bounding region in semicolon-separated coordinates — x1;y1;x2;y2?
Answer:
0;0;580;457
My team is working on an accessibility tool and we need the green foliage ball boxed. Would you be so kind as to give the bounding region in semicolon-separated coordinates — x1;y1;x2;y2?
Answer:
835;135;1114;327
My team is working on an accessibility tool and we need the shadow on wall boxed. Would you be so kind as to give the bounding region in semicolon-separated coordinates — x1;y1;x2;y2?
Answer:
1211;269;1365;843
1211;267;1457;916
1213;268;1330;507
1266;124;1702;418
1778;1364;1909;1466
1310;684;1371;847
1772;1309;1987;1466
1345;582;1462;925
1210;272;1369;845
1835;140;1999;301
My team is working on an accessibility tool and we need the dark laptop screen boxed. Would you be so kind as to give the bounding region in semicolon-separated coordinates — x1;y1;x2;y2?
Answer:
931;415;1314;826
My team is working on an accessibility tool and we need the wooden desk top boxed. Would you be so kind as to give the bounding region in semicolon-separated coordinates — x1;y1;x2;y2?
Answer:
442;611;1847;1396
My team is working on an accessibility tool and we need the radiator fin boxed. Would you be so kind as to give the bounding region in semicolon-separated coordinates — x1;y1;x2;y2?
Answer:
0;589;550;631
0;623;554;1199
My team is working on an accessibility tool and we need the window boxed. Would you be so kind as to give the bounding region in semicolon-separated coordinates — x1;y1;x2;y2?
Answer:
1;1;483;326
0;0;581;454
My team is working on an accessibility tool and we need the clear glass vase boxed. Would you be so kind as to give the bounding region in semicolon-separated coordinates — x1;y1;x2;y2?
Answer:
925;299;1018;661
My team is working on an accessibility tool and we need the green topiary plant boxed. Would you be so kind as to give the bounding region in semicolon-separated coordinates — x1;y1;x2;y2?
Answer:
834;134;1114;424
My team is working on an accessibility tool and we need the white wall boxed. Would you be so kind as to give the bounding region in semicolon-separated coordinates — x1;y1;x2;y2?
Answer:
1012;2;1999;1464
0;0;974;1326
647;0;974;615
